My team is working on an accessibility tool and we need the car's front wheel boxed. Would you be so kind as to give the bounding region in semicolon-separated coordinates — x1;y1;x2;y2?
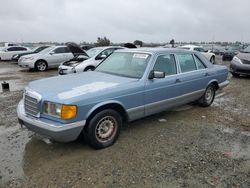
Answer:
231;72;240;77
35;60;48;71
198;84;216;107
84;109;122;149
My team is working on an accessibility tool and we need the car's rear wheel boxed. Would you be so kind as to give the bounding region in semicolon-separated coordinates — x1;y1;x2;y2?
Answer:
210;56;215;64
35;60;47;71
198;84;216;107
84;109;122;149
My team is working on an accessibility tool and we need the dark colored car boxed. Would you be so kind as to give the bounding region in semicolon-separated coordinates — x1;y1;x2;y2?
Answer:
230;45;250;77
209;47;225;55
222;46;241;61
12;46;50;61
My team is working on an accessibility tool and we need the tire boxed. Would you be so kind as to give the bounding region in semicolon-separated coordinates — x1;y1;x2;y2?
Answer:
231;72;240;77
198;84;216;107
84;109;122;149
35;60;48;71
210;56;215;64
84;66;95;72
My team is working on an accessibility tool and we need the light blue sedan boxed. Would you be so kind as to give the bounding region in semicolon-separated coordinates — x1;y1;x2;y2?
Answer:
17;48;229;149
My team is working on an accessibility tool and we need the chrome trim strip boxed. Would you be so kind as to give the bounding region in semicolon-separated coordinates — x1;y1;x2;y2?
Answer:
127;106;144;121
145;89;204;116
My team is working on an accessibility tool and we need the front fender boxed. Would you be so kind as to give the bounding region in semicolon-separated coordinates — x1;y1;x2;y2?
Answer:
85;100;127;120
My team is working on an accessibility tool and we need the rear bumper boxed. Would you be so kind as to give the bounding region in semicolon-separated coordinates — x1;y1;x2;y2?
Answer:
219;80;229;89
17;100;86;142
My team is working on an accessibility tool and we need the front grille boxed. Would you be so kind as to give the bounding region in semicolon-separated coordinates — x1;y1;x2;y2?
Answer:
24;95;39;117
242;59;250;65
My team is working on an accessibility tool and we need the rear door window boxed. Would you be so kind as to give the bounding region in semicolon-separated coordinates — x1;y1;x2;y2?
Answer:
194;55;206;70
176;54;197;73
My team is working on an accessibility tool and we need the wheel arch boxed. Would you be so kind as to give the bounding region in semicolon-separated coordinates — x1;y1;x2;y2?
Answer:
35;59;48;66
85;101;129;127
207;79;219;90
84;65;95;71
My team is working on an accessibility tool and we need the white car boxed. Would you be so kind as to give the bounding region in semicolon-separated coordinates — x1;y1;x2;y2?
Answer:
179;45;216;64
0;46;30;60
18;46;75;71
58;46;125;75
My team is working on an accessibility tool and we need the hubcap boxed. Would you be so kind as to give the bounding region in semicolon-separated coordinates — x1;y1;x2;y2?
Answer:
37;62;46;71
205;87;214;103
95;116;117;143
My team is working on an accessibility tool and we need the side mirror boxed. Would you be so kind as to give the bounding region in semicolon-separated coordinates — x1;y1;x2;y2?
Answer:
49;51;55;55
96;54;107;60
148;70;165;79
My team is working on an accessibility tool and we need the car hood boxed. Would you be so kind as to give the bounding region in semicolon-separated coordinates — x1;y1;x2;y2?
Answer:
237;52;250;60
66;42;89;57
27;71;138;103
17;51;35;57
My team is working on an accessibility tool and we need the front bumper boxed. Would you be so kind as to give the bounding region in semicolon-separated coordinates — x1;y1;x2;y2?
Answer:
18;59;35;69
230;60;250;75
17;100;86;142
58;65;75;75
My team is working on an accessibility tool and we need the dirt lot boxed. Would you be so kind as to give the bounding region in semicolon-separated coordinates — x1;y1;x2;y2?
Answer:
0;58;249;188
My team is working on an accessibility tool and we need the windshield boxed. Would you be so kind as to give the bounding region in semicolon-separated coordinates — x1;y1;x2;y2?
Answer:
38;46;55;54
96;52;151;79
86;48;103;58
243;46;250;53
34;46;49;53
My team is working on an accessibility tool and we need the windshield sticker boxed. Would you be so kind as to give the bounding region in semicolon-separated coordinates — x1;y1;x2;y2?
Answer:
133;54;149;59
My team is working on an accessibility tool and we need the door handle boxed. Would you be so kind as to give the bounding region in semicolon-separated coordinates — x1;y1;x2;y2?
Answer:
175;79;181;83
205;72;210;76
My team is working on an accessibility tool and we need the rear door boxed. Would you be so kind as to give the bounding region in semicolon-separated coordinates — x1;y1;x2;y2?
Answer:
49;47;73;67
175;53;208;102
145;53;182;116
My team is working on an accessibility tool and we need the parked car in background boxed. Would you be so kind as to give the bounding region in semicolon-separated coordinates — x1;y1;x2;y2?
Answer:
179;45;216;64
222;46;240;61
17;48;229;149
230;45;250;76
12;46;50;61
208;46;225;55
0;46;30;60
80;45;94;51
18;46;76;71
58;46;125;75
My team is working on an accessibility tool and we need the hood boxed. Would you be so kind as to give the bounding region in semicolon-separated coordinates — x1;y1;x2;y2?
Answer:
28;71;137;103
16;51;36;57
237;52;250;60
66;42;89;57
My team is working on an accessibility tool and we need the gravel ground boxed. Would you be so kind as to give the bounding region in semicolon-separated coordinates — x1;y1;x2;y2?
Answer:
0;57;249;188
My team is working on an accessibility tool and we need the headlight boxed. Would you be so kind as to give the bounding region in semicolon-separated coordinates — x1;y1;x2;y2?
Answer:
233;56;242;64
13;55;18;58
43;101;77;120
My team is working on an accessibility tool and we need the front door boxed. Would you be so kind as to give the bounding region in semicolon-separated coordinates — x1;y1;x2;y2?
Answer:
145;54;182;116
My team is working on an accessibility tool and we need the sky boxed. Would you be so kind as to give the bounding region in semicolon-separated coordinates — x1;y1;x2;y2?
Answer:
0;0;249;43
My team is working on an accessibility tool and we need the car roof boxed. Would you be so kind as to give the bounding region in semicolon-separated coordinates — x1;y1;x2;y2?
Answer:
115;47;193;55
180;45;202;48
